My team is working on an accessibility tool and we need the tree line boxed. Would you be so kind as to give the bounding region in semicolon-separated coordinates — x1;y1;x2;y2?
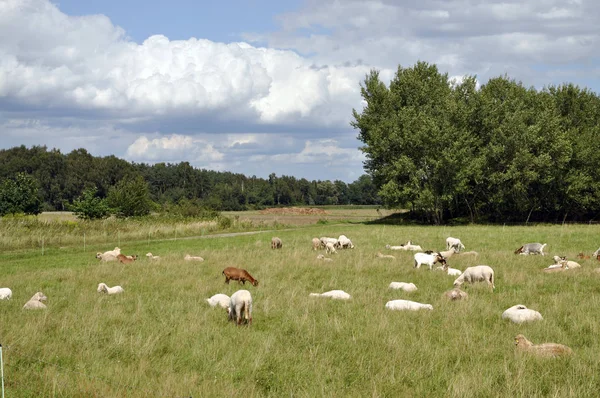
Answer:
353;61;600;224
0;145;381;216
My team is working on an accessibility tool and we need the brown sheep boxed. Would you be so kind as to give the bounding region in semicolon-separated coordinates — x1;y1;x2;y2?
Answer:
514;334;573;358
117;254;137;264
442;288;469;301
271;237;283;249
312;237;322;250
222;267;259;287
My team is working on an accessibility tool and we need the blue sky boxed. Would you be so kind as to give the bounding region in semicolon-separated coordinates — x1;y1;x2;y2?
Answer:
1;0;600;182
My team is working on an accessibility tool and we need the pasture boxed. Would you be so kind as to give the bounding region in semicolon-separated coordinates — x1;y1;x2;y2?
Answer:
1;221;600;397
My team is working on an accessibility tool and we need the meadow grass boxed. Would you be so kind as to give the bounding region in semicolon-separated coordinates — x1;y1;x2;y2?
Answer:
1;222;600;396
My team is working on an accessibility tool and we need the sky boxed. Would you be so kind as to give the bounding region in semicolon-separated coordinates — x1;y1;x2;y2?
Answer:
1;0;600;182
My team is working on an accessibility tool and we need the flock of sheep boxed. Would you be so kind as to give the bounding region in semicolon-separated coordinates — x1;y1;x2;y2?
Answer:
4;232;599;358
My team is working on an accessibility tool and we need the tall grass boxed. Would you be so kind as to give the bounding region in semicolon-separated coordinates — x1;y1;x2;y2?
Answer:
1;223;600;396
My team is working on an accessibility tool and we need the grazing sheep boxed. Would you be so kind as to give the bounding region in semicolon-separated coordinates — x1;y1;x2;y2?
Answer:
439;247;457;259
385;299;433;311
312;237;323;250
320;237;339;248
97;283;124;295
271;237;283;249
23;292;47;309
514;334;573;358
117;254;137;264
414;252;446;270
222;267;259;286
453;265;495;290
0;288;12;300
502;305;543;324
207;293;230;309
184;254;205;262
309;290;351;300
316;254;334;262
514;243;547;255
446;237;465;252
388;282;417;292
325;242;338;254
145;252;160;260
228;290;253;325
442;288;468;301
336;235;355;249
376;252;396;259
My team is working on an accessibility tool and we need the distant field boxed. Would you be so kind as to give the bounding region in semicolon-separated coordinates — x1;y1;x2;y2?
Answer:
1;220;600;396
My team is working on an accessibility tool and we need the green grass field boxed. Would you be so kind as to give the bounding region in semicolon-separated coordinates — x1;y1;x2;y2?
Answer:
1;217;600;396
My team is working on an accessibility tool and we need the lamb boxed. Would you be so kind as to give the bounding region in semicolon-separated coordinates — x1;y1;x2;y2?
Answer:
222;267;259;286
436;265;462;276
145;252;160;260
325;242;338;254
514;243;547;255
0;288;12;300
385;299;433;311
442;288;468;301
545;256;581;271
385;241;423;251
320;237;338;247
336;235;355;249
388;282;417;292
577;252;590;260
414;252;446;270
271;237;283;249
117;253;137;264
206;293;230;309
514;334;573;358
446;237;465;252
439;247;457;259
184;254;205;262
453;265;495;290
309;290;351;300
97;283;124;295
502;305;543;324
228;290;253;325
23;292;47;309
312;237;323;250
376;252;396;259
316;254;334;262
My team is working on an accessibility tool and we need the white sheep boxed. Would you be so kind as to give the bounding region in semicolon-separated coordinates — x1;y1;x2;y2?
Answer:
95;252;118;262
207;293;230;309
0;288;12;300
439;247;457;259
414;252;446;270
145;252;160;260
514;243;547;255
228;289;253;325
385;299;433;311
435;265;462;276
320;237;338;247
309;290;351;300
385;241;423;251
593;247;600;257
97;283;124;295
184;254;205;262
312;237;323;250
376;252;396;259
336;235;355;249
549;256;581;269
453;265;495;290
388;282;417;292
316;254;334;262
502;304;543;324
23;292;47;309
442;288;469;301
446;237;465;252
325;242;338;254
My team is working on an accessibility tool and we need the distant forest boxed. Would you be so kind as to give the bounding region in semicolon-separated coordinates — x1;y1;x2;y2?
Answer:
0;145;381;211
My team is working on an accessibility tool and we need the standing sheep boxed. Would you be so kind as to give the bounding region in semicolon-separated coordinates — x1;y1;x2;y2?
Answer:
325;242;338;254
446;237;465;252
0;288;12;300
453;265;495;290
207;293;230;309
312;237;323;250
414;252;446;270
514;243;547;255
228;290;253;325
271;237;283;249
336;235;355;249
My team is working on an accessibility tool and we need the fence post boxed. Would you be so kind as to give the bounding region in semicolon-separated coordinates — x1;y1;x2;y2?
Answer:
84;233;86;251
42;238;45;256
1;343;5;398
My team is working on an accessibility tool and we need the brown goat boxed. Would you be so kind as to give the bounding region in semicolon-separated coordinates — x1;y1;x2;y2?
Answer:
117;254;137;264
222;267;259;287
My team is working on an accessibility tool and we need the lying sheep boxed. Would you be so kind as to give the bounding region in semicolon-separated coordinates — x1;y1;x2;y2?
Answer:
96;252;118;262
222;267;258;286
376;252;396;259
146;252;160;260
312;237;323;250
593;247;600;257
0;288;12;300
550;256;581;269
23;292;47;309
117;254;137;264
577;252;590;260
457;251;479;256
436;265;462;276
385;299;433;311
309;290;351;300
185;254;204;262
271;237;283;249
446;237;465;252
414;252;446;270
453;265;495;290
228;290;253;326
316;254;334;262
336;235;355;249
325;242;337;254
97;283;124;295
514;334;573;358
207;293;230;309
515;243;547;255
502;305;543;324
388;282;417;292
385;241;423;251
442;288;468;301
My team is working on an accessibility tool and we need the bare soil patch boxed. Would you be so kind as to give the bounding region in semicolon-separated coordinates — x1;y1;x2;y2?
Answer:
258;207;329;215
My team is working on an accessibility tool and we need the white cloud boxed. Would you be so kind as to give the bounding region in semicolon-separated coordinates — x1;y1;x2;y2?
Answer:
125;134;224;164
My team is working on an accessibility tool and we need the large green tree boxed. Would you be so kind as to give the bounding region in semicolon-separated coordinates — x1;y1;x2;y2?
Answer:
0;172;42;216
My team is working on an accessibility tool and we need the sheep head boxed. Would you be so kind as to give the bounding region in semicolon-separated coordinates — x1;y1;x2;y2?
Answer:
514;246;524;254
515;334;533;349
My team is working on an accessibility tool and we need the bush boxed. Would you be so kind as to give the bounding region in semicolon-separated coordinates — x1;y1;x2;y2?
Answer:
70;187;111;220
107;175;155;218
